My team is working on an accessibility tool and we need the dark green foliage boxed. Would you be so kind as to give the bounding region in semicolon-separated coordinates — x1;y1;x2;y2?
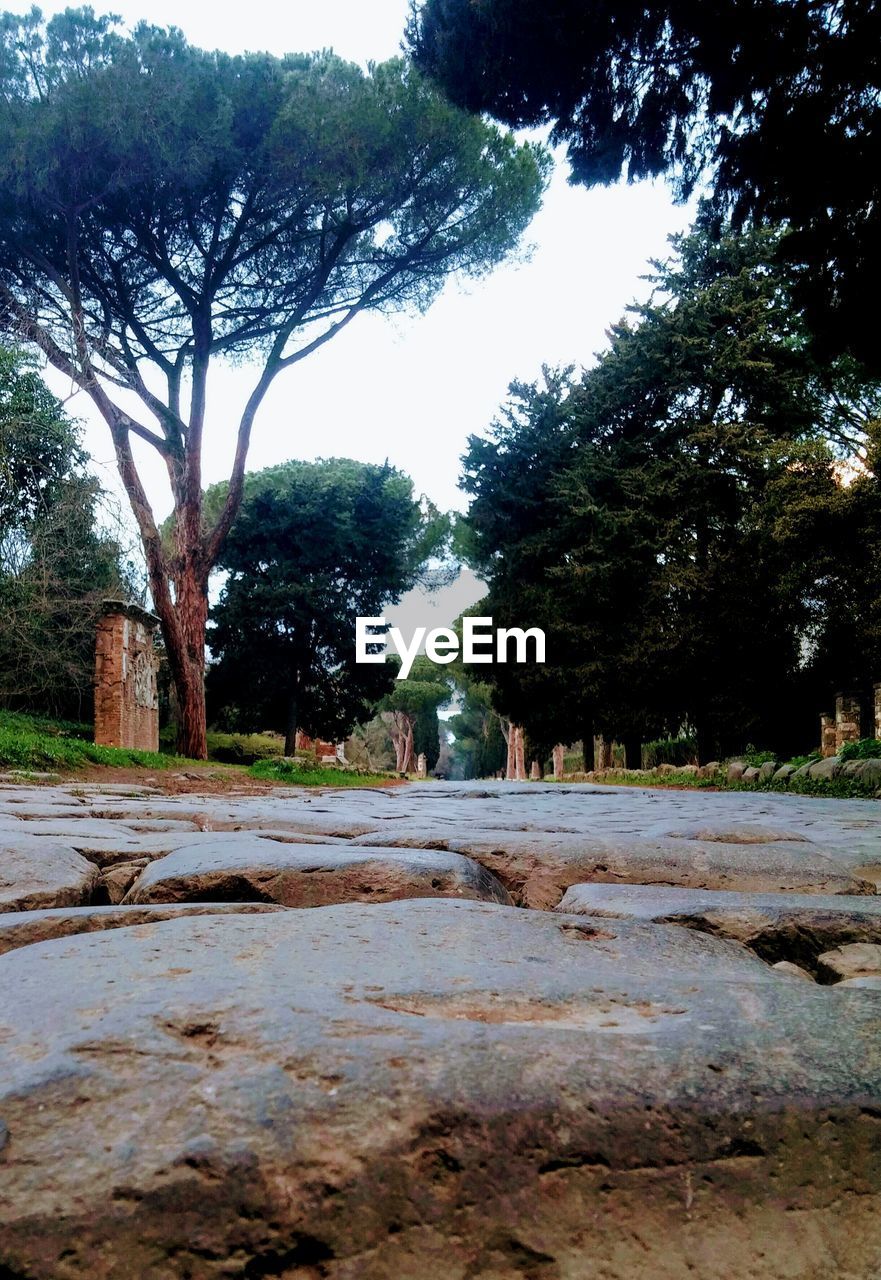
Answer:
207;459;448;748
839;738;881;763
641;737;697;770
460;225;881;760
410;0;881;370
248;758;391;787
0;346;129;720
447;679;507;779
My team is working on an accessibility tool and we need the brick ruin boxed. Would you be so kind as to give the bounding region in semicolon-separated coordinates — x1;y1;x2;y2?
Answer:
819;684;881;757
94;601;160;753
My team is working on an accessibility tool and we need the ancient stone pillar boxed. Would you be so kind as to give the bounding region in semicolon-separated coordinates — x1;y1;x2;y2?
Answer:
875;683;881;740
834;691;862;752
819;713;837;758
529;759;542;780
94;601;160;752
416;753;427;778
552;743;565;780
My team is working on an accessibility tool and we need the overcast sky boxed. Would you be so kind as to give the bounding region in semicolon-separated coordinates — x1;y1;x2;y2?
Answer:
18;0;696;631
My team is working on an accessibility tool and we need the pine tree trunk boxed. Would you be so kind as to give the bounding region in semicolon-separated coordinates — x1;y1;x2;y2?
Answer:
513;725;526;781
284;694;298;758
166;565;209;760
503;720;516;780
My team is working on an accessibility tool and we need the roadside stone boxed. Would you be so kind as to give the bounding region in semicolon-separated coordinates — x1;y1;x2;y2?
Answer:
816;942;881;983
852;759;881;789
0;901;879;1280
0;901;284;955
353;829;873;906
757;761;778;783
771;961;815;981
556;883;881;972
772;764;797;783
808;757;843;781
727;761;746;782
124;839;512;907
0;839;99;911
741;766;761;782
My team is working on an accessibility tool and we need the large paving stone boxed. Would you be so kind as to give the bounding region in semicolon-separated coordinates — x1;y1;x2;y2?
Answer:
124;839;512;907
816;942;881;984
351;829;874;907
0;901;879;1278
0;838;99;911
0;901;285;955
556;883;881;971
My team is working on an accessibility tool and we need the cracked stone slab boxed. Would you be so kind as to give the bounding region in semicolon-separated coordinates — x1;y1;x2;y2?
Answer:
816;942;881;983
123;840;513;907
556;884;881;971
351;829;874;907
0;839;100;911
0;901;879;1279
0;901;285;955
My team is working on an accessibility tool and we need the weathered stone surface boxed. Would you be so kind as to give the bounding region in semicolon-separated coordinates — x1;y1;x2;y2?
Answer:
837;975;881;990
124;839;512;907
0;901;879;1279
741;766;761;782
757;761;778;783
772;764;797;783
808;756;843;781
99;860;149;904
0;839;99;911
556;883;881;971
727;761;746;781
352;830;874;907
816;942;881;983
771;960;815;981
0;901;284;955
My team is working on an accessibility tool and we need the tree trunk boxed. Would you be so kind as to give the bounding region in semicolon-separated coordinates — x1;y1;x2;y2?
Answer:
513;725;526;781
402;719;416;773
163;563;209;760
622;735;642;770
502;719;516;780
284;694;298;758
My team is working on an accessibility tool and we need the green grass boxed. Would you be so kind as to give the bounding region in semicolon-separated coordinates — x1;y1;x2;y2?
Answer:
0;709;181;772
249;758;393;787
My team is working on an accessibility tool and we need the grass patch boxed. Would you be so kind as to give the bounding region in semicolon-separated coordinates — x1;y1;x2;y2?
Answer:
249;758;393;787
0;709;182;772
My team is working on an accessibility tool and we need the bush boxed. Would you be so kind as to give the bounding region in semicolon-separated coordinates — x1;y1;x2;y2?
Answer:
249;758;391;787
642;736;697;769
839;738;881;762
206;732;284;765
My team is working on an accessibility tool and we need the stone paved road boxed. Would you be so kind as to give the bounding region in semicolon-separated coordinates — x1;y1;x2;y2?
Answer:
0;777;880;1278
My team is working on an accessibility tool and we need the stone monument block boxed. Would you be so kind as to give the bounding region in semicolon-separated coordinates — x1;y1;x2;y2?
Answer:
834;691;862;752
94;601;160;752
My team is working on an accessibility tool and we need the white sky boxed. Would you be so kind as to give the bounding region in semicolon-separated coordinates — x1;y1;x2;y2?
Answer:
18;0;696;632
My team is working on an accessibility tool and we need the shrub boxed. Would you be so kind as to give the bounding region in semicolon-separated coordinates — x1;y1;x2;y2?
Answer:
839;738;881;762
206;732;284;765
642;736;697;769
249;758;391;787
